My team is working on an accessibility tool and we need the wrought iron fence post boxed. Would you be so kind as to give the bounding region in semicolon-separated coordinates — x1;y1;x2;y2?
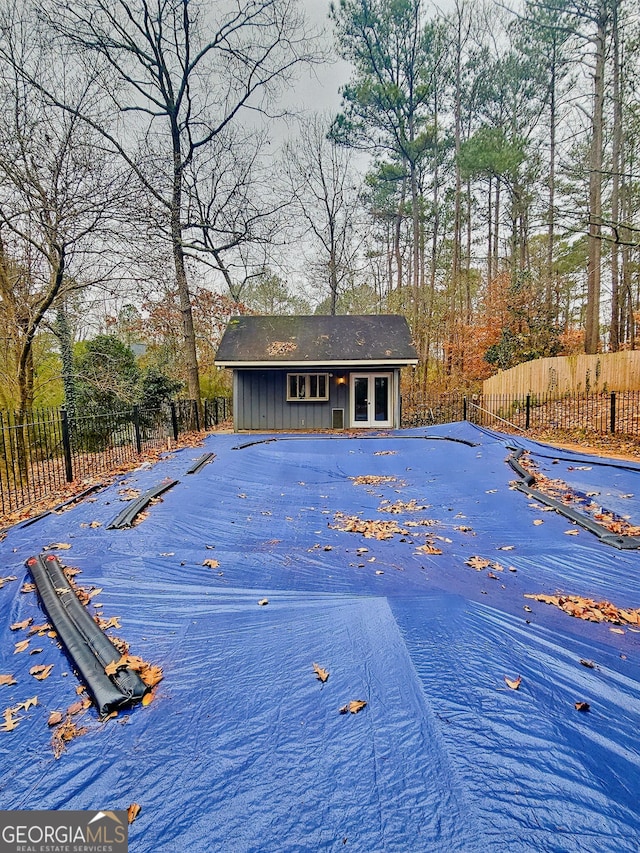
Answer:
525;395;531;430
132;406;142;453
463;396;467;421
60;409;74;482
610;391;616;434
170;402;179;440
192;400;200;431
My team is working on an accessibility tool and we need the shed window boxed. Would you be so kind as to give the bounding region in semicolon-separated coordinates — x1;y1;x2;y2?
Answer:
287;373;329;401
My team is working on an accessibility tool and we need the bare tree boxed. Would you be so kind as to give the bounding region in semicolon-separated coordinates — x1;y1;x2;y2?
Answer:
0;3;126;413
283;113;362;315
34;0;321;402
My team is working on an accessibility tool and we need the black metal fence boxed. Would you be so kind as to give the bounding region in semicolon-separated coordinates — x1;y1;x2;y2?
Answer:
401;390;640;437
0;397;231;518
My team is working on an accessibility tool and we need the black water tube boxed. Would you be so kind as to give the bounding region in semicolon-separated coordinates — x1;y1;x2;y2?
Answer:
106;479;179;530
507;448;640;550
26;554;148;716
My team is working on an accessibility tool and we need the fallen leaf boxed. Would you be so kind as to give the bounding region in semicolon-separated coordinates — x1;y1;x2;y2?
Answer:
575;701;590;712
312;663;329;683
498;545;515;551
564;529;579;536
202;559;220;569
28;623;51;636
504;675;522;690
20;696;38;711
51;716;88;758
14;640;29;654
142;691;155;707
415;543;442;555
339;700;367;715
30;664;53;681
465;556;491;570
375;570;384;575
258;598;269;606
43;542;72;550
127;804;141;824
0;709;19;732
47;711;63;727
533;519;544;526
10;618;33;631
0;675;17;687
579;659;596;669
610;627;625;635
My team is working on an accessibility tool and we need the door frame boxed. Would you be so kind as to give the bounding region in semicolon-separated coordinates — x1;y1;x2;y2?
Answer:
349;372;394;428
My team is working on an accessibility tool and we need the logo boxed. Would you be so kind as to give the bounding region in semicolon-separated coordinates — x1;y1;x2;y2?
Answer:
0;810;128;853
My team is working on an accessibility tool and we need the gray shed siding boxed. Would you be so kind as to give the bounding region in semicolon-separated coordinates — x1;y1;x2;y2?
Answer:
234;369;350;431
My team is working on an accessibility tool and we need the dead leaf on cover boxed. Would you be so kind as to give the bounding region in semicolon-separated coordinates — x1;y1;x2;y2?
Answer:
30;664;53;681
532;519;544;526
14;640;29;654
142;691;155;707
504;675;522;690
10;618;32;631
47;711;63;727
339;700;367;714
0;576;18;589
51;716;88;758
258;598;269;606
564;529;579;536
312;663;329;683
465;556;491;570
127;803;141;824
415;543;442;555
202;559;220;569
1;708;20;732
575;701;590;712
0;675;17;687
43;542;72;550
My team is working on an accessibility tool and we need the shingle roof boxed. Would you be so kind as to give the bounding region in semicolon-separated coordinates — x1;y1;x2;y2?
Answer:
214;315;418;367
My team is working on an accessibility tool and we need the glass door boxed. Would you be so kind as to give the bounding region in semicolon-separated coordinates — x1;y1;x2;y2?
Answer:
350;373;393;427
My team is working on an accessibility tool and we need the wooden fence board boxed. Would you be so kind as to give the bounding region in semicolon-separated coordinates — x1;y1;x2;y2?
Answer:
482;352;640;398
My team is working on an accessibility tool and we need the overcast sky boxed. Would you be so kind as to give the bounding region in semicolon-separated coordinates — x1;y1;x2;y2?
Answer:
290;0;351;114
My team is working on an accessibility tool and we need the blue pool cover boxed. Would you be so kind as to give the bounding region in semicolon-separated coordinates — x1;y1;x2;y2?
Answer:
1;423;639;852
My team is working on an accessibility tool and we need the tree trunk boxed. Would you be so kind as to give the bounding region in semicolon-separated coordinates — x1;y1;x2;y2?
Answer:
609;0;621;352
585;5;606;354
170;131;201;405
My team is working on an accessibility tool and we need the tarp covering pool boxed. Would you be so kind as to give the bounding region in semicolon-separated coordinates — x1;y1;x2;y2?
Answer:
1;423;639;852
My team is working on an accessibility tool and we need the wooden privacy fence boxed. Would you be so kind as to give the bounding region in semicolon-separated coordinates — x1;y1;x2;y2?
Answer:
0;397;231;519
482;351;640;398
401;390;640;438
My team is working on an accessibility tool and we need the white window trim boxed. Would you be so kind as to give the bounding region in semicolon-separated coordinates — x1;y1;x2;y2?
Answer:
286;373;330;402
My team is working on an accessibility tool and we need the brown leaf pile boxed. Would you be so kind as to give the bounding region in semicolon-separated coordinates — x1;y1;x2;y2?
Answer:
331;513;409;540
51;716;89;759
465;556;505;572
517;453;640;537
378;499;428;514
267;340;297;355
524;592;640;625
349;475;397;486
104;655;163;688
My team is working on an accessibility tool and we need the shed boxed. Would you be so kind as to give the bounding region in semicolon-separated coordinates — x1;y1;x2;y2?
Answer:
214;315;418;431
